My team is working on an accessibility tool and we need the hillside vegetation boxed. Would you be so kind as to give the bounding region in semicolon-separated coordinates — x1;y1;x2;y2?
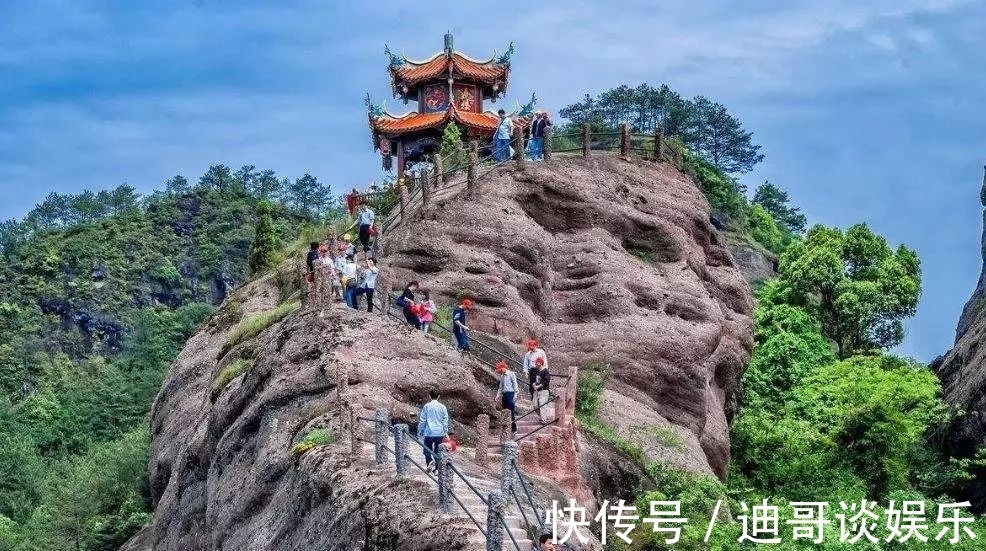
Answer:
565;84;984;550
0;165;329;550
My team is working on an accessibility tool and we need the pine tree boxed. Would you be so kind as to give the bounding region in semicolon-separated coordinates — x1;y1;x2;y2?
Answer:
753;182;807;234
248;199;278;275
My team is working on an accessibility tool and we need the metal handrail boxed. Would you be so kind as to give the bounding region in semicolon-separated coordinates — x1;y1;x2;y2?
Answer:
510;485;535;541
513;461;545;527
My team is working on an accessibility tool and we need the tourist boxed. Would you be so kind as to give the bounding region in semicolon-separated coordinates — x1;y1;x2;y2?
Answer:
533;357;552;423
537;534;559;551
451;298;473;355
341;255;359;308
332;248;346;301
417;388;450;473
315;244;333;306
494;109;512;161
357;203;375;254
530;111;551;162
345;187;360;218
353;258;378;312
305;242;319;277
495;360;518;434
399;281;421;328
417;291;437;333
523;339;548;399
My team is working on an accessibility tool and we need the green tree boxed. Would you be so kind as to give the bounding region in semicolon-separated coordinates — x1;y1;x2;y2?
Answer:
286;173;330;219
439;123;466;171
690;95;764;174
248;199;278;275
747;204;785;254
753;181;807;234
777;224;920;358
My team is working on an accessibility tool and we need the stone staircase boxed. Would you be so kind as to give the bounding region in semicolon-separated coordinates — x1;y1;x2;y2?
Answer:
356;433;536;551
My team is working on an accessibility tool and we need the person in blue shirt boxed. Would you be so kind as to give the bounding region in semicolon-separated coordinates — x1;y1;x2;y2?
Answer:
494;109;512;162
451;298;474;355
417;388;450;472
356;203;375;253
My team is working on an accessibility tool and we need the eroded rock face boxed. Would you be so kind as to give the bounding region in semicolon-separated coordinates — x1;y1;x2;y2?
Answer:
379;155;754;479
145;275;502;551
936;197;986;511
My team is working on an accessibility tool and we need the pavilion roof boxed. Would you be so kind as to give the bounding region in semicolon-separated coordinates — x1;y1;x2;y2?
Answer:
386;42;513;99
368;105;500;147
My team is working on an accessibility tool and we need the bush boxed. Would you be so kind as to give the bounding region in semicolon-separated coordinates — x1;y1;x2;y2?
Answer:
575;364;608;420
747;203;786;254
290;428;333;457
223;301;300;352
210;359;251;402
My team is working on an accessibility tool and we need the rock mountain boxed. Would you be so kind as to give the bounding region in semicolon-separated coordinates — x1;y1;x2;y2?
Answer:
129;154;754;550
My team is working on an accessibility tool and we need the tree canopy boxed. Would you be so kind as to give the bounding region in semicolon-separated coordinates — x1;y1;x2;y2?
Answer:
558;83;764;174
774;223;921;358
753;182;807;235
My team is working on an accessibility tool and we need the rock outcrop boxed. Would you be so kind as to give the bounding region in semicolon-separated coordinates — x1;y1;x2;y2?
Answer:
380;154;754;479
934;168;986;511
140;153;754;549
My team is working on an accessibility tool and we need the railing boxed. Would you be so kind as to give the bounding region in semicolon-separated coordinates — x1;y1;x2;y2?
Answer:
351;410;530;551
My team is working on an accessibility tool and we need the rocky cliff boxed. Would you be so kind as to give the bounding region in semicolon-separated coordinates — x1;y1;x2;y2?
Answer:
934;168;986;511
135;154;754;550
380;155;754;478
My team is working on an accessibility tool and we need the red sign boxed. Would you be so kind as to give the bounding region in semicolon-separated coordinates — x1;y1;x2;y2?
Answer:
379;137;391;155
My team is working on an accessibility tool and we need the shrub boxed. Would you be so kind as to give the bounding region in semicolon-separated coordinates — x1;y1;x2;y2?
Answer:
223;301;300;352
290;428;333;457
210;359;251;401
575;364;608;421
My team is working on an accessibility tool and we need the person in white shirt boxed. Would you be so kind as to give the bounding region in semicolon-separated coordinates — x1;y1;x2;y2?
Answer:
493;109;512;161
523;339;548;399
495;360;519;433
341;255;359;309
357;204;375;253
353;258;379;312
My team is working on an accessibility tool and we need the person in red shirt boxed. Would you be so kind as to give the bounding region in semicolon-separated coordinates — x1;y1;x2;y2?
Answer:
345;187;360;218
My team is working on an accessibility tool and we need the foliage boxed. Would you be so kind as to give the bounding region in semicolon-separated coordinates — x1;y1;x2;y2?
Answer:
776;224;921;358
575;363;608;421
747;204;786;254
0;163;320;548
558;83;763;174
754;182;807;235
210;359;251;402
248;199;278;275
223;301;300;352
286;173;331;219
439;123;467;172
290;428;333;457
682;149;749;226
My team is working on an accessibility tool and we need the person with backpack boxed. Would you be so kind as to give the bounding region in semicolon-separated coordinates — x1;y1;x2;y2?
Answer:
451;298;473;355
523;339;548;399
398;281;420;328
417;291;437;333
495;360;518;434
356;203;375;254
417;388;450;473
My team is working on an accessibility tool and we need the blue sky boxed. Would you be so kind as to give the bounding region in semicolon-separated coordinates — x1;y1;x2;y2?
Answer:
2;0;985;361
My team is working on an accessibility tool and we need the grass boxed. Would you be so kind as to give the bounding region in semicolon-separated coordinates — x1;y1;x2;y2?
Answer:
223;300;300;353
210;359;251;402
290;428;333;457
636;425;686;452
